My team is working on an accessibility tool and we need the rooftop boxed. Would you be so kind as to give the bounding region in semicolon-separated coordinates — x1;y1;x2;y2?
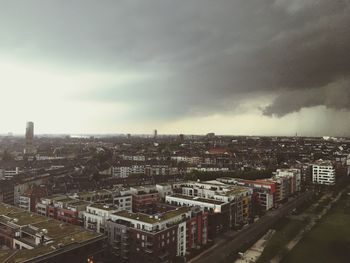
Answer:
114;206;190;224
170;194;226;205
0;203;104;263
88;203;118;211
221;186;250;196
75;189;112;198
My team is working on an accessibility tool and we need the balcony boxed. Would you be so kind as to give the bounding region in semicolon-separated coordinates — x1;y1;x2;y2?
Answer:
159;251;170;261
144;248;153;254
113;239;121;244
146;241;153;247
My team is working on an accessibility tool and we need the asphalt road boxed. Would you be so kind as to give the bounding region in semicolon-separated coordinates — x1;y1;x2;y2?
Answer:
189;191;314;263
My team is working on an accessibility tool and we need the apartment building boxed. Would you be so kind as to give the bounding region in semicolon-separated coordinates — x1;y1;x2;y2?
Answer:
0;203;106;262
106;206;207;263
171;180;252;228
36;195;89;225
275;168;302;193
130;186;160;213
84;204;119;233
112;164;145;178
312;162;336;186
165;194;229;238
217;177;275;212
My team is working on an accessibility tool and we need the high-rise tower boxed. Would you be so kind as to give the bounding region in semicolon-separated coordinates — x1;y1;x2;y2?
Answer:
24;121;35;155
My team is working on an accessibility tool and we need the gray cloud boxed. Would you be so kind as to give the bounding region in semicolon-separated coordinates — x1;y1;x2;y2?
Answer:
1;0;350;122
263;79;350;116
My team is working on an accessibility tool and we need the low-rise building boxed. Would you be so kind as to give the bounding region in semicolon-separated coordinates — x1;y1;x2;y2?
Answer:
36;195;89;225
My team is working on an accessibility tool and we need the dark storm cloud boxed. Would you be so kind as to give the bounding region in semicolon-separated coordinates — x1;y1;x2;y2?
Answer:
1;0;350;119
263;80;350;116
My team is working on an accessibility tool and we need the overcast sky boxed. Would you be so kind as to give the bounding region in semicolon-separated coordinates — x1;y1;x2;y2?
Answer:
1;0;349;136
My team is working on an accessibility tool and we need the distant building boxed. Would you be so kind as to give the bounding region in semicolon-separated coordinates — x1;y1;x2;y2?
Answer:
179;134;185;142
112;164;145;178
0;181;15;205
24;121;35;155
154;129;158;139
206;133;215;138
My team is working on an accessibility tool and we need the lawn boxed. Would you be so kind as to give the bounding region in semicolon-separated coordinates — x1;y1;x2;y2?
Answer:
282;192;350;263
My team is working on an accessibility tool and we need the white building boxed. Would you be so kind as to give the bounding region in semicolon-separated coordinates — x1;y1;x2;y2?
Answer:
84;204;119;233
18;195;30;212
112;165;145;178
156;183;173;199
312;162;336;186
113;192;132;212
166;194;226;213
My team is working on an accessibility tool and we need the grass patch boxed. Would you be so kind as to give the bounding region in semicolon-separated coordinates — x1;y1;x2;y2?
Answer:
282;192;350;263
256;218;307;263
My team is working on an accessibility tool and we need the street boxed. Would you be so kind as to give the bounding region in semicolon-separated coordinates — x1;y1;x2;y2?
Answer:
189;191;314;263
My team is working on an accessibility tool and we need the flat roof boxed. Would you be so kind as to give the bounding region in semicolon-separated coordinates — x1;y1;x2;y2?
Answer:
88;203;118;211
76;189;112;198
170;194;226;205
0;203;104;263
5;212;44;226
221;186;250;196
67;200;90;207
114;206;190;224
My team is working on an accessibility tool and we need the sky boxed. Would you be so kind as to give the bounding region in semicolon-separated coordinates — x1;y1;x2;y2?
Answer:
0;0;350;136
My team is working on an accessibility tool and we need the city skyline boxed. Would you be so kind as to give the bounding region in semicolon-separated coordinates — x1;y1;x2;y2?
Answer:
1;0;350;136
